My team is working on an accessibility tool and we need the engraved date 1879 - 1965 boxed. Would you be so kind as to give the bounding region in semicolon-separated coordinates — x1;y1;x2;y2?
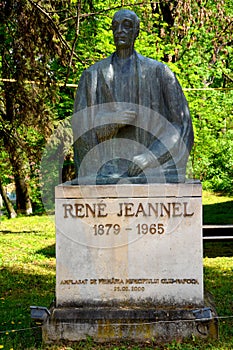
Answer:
93;223;165;235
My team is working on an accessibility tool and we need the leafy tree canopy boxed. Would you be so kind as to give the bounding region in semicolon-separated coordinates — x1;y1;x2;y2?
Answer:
0;0;232;216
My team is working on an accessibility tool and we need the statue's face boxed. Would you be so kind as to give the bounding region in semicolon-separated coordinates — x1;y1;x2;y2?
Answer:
112;12;138;50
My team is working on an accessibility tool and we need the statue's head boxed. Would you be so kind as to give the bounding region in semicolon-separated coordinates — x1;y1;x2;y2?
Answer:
112;9;140;51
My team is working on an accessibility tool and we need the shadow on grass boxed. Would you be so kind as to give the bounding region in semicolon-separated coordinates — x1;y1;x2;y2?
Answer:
0;266;55;350
0;230;40;234
203;200;233;225
36;244;55;258
204;241;233;258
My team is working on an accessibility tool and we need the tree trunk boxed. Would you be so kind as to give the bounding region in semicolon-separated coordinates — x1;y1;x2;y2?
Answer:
3;133;33;215
14;173;33;215
0;179;17;218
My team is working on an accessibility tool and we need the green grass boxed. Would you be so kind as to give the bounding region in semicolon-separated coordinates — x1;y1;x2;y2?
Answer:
0;191;232;349
202;191;233;224
0;215;55;350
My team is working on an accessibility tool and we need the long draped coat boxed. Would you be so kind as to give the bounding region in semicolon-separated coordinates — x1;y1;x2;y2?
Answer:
72;51;193;183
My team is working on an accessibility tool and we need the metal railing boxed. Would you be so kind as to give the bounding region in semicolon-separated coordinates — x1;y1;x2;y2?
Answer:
203;225;233;241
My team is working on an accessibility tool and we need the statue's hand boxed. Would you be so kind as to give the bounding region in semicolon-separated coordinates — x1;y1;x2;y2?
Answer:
116;110;136;126
128;153;152;177
96;124;118;142
128;163;142;177
95;110;136;126
95;110;136;142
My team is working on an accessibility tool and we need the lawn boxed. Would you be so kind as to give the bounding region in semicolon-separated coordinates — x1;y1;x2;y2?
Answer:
0;191;232;349
202;191;233;224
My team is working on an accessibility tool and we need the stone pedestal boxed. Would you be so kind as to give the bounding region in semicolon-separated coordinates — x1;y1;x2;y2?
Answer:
43;181;218;343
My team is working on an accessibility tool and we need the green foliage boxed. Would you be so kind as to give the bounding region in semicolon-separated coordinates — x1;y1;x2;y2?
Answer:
189;90;233;193
0;0;233;213
41;118;73;213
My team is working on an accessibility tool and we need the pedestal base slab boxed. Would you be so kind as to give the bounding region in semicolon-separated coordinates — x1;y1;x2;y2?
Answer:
43;305;218;344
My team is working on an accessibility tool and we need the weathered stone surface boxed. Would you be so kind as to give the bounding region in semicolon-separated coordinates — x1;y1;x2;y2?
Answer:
43;305;218;343
42;181;220;344
55;182;203;308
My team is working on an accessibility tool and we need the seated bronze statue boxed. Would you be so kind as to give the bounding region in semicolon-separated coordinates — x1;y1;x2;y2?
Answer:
72;9;193;184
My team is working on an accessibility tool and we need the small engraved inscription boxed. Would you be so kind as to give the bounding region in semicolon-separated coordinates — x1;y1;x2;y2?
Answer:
114;286;145;292
93;224;121;235
136;223;164;235
60;277;199;288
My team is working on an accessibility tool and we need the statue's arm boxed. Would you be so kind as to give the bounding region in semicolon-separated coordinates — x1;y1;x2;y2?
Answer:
73;71;91;113
145;64;193;161
94;110;136;142
128;63;193;177
161;64;193;144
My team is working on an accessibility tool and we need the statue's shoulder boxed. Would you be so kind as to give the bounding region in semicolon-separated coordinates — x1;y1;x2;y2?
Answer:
136;52;160;66
84;55;113;74
136;52;166;72
136;52;175;80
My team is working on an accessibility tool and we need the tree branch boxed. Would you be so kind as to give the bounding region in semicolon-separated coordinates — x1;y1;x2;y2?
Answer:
60;2;146;23
223;72;233;83
28;0;84;65
64;0;82;86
